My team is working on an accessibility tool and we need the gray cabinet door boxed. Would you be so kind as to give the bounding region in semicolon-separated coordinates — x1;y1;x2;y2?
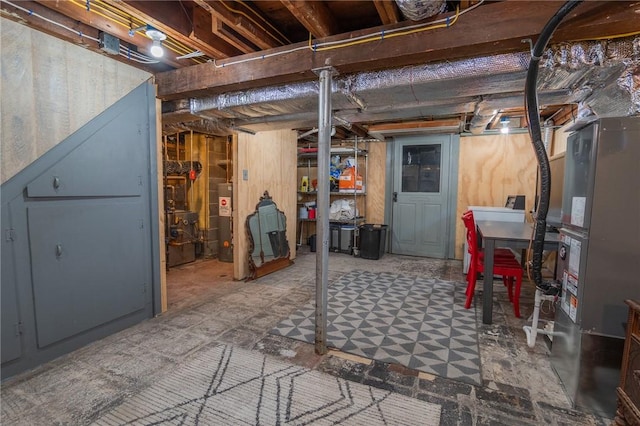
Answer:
28;200;147;348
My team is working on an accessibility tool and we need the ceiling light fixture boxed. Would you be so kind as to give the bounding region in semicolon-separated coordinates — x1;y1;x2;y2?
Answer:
145;27;167;58
129;24;167;58
500;116;510;134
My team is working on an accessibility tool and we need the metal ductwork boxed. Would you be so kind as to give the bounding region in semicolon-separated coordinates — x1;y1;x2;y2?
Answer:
395;0;446;21
163;37;638;135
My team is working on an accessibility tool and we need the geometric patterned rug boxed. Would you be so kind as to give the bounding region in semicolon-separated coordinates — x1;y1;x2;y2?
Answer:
92;343;441;425
271;270;482;385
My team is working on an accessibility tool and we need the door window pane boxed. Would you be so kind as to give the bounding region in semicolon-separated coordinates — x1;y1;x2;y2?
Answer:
402;144;441;193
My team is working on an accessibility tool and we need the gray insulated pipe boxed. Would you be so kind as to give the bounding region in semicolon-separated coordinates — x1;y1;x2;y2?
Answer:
525;0;582;290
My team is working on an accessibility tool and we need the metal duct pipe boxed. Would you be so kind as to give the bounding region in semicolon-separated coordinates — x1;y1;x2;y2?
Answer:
181;38;636;135
395;0;446;21
162;119;231;136
469;104;498;134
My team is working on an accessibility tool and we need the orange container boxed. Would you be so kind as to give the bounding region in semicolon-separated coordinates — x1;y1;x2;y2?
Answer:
338;167;363;191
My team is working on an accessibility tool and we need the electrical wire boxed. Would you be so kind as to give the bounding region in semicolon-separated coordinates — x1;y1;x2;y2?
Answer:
67;0;206;62
309;5;461;51
308;1;486;52
569;29;640;42
3;0;100;42
2;0;163;64
214;1;482;69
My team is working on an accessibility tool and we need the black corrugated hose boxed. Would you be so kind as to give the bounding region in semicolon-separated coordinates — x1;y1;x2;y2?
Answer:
525;0;582;289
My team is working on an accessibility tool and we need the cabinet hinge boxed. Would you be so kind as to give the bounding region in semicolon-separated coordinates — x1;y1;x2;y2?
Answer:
139;219;144;229
15;322;23;336
5;228;16;242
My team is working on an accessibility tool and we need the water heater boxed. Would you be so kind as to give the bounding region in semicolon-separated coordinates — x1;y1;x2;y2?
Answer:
218;183;233;263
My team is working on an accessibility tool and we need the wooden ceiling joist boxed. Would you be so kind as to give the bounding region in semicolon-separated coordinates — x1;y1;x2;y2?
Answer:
373;0;401;25
105;0;241;59
212;15;258;54
280;0;339;39
368;119;461;133
194;0;282;50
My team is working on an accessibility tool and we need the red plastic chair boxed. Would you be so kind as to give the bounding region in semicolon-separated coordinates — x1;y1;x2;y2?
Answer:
462;211;515;295
462;211;524;318
462;211;517;294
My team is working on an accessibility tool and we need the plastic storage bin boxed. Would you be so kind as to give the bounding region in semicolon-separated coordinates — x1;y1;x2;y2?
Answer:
359;224;388;260
339;226;356;254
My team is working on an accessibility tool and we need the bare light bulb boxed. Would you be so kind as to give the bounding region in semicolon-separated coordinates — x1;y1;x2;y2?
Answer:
150;40;164;58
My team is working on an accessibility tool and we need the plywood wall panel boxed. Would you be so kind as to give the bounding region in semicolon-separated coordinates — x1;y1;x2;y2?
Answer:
234;130;297;280
455;133;537;259
366;142;387;224
1;19;151;183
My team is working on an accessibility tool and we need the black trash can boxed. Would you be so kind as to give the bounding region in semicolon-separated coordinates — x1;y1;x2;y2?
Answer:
359;224;388;260
308;234;317;252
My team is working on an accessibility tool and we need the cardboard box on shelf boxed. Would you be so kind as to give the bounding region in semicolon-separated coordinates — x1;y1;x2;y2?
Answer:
338;167;363;191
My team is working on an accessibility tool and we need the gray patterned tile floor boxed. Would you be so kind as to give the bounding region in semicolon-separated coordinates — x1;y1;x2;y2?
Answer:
0;249;613;425
271;270;481;385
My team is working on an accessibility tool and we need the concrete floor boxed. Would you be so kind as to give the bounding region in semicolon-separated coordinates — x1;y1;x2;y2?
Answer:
1;249;611;425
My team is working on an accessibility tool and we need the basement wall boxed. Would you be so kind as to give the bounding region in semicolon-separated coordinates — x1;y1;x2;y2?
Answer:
455;133;538;259
1;18;151;183
234;130;297;280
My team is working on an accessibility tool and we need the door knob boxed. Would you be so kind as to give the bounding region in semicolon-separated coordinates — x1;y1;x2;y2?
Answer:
55;244;63;258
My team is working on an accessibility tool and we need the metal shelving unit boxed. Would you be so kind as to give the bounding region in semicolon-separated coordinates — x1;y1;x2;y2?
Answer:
296;137;368;254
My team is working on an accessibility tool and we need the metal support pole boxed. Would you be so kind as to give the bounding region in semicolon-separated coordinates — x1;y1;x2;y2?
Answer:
314;67;335;355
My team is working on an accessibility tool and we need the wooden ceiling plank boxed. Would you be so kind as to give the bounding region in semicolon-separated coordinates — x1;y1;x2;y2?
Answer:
280;0;339;38
553;1;640;41
373;0;401;25
195;0;280;50
193;7;253;55
33;0;184;68
156;1;634;100
368;119;460;132
106;0;241;58
212;17;258;54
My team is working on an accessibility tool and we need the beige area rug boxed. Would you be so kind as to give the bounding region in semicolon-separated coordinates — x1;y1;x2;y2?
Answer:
92;343;441;425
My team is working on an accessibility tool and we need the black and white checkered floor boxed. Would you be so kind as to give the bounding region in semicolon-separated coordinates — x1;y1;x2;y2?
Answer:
271;270;481;385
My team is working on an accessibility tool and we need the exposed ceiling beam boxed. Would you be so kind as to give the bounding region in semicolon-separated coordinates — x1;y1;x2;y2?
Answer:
194;0;282;50
104;0;241;59
368;119;461;132
280;0;339;38
156;1;634;100
373;0;401;25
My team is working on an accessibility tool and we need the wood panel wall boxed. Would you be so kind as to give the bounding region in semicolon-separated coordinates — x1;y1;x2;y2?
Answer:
233;130;297;280
1;18;151;183
455;133;538;259
366;141;387;224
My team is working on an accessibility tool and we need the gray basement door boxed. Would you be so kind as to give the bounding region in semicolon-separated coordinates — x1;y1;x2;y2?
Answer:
1;82;161;379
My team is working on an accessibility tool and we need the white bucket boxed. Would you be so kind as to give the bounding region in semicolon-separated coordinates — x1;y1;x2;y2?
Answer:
299;207;309;219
